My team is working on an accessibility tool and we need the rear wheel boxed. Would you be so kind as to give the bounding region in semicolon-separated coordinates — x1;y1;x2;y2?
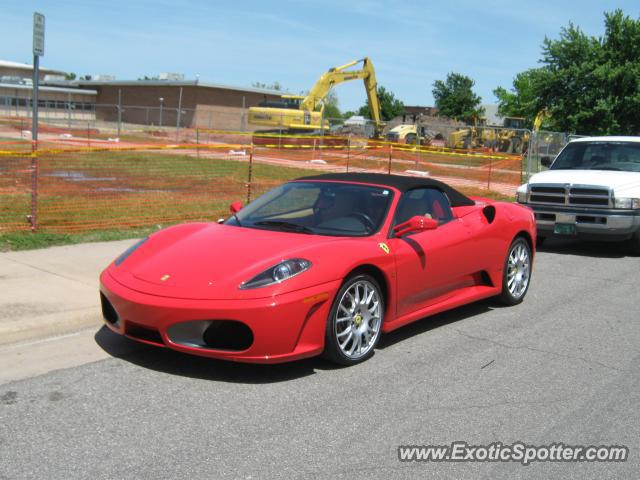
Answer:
323;274;384;365
497;237;532;305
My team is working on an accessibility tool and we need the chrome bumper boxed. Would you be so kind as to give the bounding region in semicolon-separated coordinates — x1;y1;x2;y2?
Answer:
521;204;640;240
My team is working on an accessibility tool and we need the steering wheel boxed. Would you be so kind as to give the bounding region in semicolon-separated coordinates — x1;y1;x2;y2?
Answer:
347;213;375;231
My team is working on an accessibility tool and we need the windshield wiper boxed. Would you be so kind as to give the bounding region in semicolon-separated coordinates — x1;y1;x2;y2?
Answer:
253;220;315;234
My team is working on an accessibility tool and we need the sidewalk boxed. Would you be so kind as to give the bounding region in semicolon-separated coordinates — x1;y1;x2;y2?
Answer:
0;239;138;346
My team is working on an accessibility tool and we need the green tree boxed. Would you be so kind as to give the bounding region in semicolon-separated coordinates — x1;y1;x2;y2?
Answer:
64;72;77;80
322;90;341;119
358;86;404;121
493;68;547;127
495;10;640;135
432;72;484;123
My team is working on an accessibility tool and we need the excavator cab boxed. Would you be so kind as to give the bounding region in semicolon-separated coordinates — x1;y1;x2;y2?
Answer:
258;95;303;110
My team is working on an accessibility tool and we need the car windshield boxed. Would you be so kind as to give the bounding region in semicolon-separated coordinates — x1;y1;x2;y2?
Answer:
551;141;640;172
225;181;394;236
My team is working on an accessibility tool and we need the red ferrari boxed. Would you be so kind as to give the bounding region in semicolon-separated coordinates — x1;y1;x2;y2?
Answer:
100;173;536;365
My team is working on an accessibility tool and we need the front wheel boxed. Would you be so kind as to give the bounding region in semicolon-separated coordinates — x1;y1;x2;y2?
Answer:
497;237;532;305
323;274;384;365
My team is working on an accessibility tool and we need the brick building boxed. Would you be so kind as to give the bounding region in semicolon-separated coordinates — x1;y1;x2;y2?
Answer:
74;79;285;130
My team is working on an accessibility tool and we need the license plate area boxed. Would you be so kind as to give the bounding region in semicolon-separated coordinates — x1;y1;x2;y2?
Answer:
554;223;577;235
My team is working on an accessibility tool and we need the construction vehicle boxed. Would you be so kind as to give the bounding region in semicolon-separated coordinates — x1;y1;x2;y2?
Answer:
447;116;531;153
248;58;383;137
385;124;443;145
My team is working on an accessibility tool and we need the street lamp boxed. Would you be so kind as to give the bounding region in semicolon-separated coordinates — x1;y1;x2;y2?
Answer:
159;97;164;127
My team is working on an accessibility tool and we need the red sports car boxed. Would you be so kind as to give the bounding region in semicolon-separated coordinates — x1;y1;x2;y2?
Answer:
100;173;536;365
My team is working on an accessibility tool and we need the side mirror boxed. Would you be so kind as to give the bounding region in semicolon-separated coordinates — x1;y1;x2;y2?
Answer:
393;216;438;237
230;201;243;214
540;156;553;168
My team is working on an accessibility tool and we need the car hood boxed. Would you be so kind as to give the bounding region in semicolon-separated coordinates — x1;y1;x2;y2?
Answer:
107;222;379;300
528;169;640;196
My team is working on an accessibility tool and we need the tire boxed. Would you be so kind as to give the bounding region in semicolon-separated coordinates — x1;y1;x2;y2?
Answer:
629;231;640;256
497;237;532;306
323;274;384;366
536;236;546;248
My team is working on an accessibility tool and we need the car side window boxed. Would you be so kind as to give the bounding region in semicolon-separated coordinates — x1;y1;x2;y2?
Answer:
393;188;454;227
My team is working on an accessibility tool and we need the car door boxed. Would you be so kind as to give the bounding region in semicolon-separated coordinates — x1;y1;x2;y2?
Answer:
388;188;474;318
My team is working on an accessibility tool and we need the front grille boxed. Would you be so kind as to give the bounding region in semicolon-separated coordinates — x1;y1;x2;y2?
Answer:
529;184;611;208
568;187;610;206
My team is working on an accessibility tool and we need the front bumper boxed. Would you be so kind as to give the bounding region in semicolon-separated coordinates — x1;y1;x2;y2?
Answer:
100;270;341;363
523;204;640;241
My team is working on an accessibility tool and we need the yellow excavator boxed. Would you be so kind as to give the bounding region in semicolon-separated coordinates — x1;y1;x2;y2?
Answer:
248;58;383;137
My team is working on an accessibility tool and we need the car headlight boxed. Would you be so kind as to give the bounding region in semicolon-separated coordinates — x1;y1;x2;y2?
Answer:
115;238;147;266
613;197;640;209
240;258;312;289
516;185;529;203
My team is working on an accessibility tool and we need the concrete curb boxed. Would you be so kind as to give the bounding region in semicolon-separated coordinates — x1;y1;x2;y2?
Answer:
0;238;137;348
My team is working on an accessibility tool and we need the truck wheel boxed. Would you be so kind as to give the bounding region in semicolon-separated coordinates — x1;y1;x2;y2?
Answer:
497;237;532;306
629;231;640;256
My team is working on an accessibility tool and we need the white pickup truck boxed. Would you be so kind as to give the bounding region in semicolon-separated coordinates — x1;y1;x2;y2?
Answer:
516;136;640;253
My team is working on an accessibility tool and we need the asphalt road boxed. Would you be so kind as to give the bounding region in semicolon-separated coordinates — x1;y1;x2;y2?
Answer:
1;238;639;480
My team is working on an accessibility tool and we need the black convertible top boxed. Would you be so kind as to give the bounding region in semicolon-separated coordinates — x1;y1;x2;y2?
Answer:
295;172;476;207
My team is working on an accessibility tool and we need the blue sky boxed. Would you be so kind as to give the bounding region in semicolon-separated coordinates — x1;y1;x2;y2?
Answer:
2;0;639;111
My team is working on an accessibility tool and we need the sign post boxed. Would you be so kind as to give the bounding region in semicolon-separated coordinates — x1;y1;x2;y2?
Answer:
30;12;45;231
32;12;45;145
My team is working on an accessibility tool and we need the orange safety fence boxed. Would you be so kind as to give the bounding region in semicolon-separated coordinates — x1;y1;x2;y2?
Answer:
0;124;523;234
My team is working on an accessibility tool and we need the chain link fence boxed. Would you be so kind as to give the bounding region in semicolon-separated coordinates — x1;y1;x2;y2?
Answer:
0;108;575;234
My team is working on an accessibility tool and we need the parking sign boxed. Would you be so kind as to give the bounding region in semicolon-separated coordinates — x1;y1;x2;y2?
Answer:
33;12;45;56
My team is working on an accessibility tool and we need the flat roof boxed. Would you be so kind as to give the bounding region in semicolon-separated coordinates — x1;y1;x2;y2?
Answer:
0;59;66;75
0;83;97;96
72;79;285;96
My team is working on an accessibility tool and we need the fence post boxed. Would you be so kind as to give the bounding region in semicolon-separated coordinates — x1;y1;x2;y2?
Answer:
346;134;351;172
525;129;534;182
87;123;91;147
29;143;38;231
196;128;200;160
246;144;254;204
487;156;492;191
387;144;392;174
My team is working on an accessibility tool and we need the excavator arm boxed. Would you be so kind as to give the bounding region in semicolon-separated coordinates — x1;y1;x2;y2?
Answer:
301;58;382;134
248;57;384;137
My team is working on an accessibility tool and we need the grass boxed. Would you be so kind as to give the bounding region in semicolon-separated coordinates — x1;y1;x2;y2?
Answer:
0;226;162;252
0;148;515;251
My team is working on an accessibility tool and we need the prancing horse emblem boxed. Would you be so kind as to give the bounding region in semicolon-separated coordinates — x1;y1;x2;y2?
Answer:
378;243;390;254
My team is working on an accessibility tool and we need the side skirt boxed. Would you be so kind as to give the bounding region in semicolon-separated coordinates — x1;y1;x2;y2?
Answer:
382;285;500;333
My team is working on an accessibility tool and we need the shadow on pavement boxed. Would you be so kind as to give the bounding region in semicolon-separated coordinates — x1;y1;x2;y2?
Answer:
377;299;495;350
95;299;495;382
537;237;632;258
94;326;336;384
